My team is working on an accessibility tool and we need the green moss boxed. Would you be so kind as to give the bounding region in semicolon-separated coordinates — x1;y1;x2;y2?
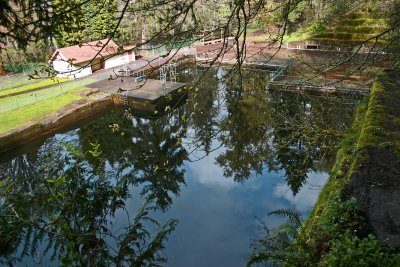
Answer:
357;71;400;156
307;11;389;44
307;102;366;218
289;70;400;265
308;37;387;46
333;26;387;34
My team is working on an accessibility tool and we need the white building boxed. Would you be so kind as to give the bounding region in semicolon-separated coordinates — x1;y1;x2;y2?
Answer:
50;39;135;78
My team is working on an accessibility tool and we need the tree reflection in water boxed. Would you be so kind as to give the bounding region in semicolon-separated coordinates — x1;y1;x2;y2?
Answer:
0;142;177;266
217;87;356;194
186;68;359;194
78;109;189;211
0;66;360;265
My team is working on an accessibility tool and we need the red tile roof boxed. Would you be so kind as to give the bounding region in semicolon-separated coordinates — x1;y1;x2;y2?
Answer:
51;39;119;64
123;44;135;50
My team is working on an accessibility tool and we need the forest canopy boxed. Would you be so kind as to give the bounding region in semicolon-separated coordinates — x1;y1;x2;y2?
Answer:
0;0;399;74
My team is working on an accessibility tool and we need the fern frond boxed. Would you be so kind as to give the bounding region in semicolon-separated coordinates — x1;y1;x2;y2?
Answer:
268;208;303;228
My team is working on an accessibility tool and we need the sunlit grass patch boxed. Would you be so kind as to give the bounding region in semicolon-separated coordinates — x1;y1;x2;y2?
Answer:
241;32;310;43
0;79;96;113
0;78;71;97
0;88;86;134
283;32;311;42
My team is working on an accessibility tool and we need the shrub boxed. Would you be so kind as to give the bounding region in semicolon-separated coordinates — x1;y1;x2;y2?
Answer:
324;232;400;266
308;21;326;33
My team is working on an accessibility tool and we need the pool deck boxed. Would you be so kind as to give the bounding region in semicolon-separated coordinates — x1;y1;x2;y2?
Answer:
87;78;186;103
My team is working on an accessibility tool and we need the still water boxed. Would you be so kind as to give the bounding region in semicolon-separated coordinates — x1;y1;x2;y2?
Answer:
0;67;360;266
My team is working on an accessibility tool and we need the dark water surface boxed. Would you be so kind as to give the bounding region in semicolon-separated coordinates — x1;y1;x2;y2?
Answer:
0;67;360;266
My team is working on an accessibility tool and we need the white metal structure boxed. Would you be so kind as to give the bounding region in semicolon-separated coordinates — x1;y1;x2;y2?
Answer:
123;90;129;106
160;64;167;85
169;61;177;82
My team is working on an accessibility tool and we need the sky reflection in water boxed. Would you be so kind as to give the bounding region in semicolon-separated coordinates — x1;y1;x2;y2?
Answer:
0;67;359;266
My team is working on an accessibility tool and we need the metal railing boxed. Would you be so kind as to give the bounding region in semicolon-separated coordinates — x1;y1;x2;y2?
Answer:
138;37;201;57
269;59;291;81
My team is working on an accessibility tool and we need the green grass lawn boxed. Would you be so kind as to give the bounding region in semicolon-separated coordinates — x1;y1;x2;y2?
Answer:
241;32;310;43
0;78;96;113
309;14;388;44
0;89;85;134
283;32;310;42
0;78;71;97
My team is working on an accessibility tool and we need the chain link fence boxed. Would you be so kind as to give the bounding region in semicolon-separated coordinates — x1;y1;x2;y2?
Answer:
0;74;38;92
0;78;96;113
138;37;201;57
0;62;46;92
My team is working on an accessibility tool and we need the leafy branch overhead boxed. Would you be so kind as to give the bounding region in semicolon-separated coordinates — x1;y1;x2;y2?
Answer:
1;0;399;79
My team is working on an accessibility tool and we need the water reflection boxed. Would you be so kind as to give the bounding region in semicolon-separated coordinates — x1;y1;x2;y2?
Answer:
78;109;189;211
0;66;360;265
186;68;357;194
0;141;177;266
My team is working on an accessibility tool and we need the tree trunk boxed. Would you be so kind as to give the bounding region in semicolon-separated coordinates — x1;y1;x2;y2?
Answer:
141;15;147;48
0;55;6;76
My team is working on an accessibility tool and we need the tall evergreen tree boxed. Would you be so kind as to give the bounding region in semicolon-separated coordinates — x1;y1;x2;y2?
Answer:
54;0;118;47
82;0;118;41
